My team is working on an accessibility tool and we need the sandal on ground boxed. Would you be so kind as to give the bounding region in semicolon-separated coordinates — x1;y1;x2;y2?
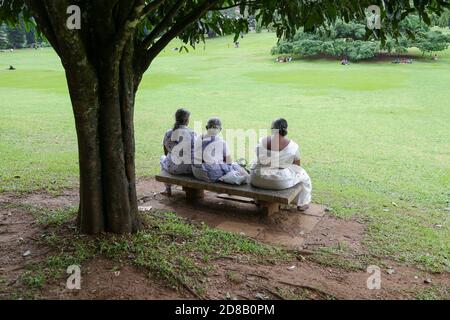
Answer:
297;204;310;211
161;189;172;197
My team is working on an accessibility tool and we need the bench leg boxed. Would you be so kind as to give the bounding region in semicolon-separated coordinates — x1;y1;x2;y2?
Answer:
183;187;204;202
258;201;280;217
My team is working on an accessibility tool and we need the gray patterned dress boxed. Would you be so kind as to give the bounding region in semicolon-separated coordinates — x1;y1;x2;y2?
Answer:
160;125;195;175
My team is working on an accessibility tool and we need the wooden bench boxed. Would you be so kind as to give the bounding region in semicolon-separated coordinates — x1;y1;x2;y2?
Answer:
155;171;301;216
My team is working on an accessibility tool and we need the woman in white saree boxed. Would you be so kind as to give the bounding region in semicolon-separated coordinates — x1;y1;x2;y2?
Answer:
250;118;312;211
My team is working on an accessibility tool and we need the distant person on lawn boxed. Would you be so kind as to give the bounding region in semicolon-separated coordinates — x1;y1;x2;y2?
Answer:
250;118;312;211
160;108;196;196
191;118;248;184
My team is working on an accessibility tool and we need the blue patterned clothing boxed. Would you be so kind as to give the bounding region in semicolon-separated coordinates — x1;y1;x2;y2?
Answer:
191;134;236;182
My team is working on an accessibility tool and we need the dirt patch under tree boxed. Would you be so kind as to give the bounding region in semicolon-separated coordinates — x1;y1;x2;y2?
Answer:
0;177;448;300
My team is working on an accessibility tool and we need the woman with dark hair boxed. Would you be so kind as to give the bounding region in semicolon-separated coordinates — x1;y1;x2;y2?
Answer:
250;118;312;211
160;108;195;196
191;117;248;184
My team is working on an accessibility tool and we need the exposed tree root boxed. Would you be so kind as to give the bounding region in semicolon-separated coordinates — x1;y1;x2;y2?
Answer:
278;280;336;299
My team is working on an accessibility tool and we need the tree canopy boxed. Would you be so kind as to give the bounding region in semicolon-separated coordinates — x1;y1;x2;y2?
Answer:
1;1;448;65
2;1;449;53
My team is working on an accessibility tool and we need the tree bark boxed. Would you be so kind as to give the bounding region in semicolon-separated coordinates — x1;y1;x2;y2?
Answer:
23;0;217;234
66;42;140;234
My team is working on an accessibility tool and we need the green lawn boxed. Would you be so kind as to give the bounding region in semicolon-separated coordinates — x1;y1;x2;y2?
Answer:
0;32;449;272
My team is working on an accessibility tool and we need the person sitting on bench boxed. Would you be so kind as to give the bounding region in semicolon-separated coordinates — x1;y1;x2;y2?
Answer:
160;108;196;196
250;118;312;211
191;118;248;184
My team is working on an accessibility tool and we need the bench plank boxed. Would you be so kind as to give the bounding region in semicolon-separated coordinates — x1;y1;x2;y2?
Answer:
155;171;300;204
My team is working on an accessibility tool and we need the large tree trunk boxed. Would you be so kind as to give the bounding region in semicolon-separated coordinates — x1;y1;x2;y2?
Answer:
65;41;140;234
23;0;214;234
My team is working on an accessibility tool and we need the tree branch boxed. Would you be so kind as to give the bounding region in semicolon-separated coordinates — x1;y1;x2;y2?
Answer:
210;1;258;11
142;0;220;70
23;0;61;56
141;0;185;49
112;0;165;60
113;0;138;29
38;0;90;66
111;0;146;58
140;0;167;19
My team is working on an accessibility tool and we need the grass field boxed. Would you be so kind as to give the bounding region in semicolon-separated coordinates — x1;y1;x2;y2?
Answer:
0;32;449;272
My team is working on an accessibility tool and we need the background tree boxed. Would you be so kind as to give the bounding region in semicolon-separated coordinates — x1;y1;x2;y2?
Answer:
272;13;450;61
0;23;8;49
272;20;382;61
432;8;450;27
7;25;26;48
24;27;36;46
1;0;448;234
417;30;450;55
384;36;410;54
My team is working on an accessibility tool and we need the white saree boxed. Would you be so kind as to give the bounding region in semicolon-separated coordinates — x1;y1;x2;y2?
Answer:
250;140;312;206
